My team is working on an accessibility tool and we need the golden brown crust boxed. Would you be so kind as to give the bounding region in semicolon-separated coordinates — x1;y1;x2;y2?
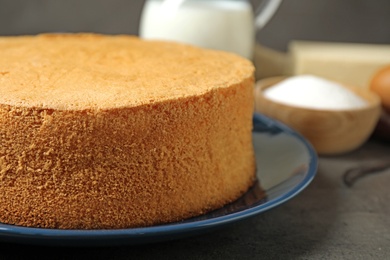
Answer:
0;34;255;229
0;33;253;110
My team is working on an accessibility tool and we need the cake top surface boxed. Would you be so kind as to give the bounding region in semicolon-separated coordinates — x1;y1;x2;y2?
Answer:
0;34;253;110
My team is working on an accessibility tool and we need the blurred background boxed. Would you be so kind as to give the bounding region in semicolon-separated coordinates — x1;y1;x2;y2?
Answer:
1;0;389;51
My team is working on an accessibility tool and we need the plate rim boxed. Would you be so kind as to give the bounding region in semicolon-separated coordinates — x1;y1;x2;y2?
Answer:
0;113;318;244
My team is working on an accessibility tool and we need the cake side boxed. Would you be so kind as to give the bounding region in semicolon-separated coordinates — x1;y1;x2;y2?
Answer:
0;76;255;229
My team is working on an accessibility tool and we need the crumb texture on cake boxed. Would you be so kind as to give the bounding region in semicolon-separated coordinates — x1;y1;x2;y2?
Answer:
0;34;256;229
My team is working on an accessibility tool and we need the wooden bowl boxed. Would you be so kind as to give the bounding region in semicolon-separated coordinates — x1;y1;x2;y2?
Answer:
254;77;381;155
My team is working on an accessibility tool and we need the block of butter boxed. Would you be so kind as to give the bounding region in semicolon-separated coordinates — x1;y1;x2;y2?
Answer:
289;41;390;88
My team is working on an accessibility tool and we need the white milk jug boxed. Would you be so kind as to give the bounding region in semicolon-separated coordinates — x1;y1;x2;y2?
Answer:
139;0;282;59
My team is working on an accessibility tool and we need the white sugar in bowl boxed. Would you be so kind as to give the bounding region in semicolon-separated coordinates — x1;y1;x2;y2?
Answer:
254;76;381;155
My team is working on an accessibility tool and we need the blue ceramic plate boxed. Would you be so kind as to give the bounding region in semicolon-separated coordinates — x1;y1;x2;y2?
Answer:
0;113;318;247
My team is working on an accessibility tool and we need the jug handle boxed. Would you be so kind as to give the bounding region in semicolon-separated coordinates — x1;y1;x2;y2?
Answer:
254;0;282;30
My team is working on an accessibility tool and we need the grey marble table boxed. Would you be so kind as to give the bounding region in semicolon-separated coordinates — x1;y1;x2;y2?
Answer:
0;139;389;259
